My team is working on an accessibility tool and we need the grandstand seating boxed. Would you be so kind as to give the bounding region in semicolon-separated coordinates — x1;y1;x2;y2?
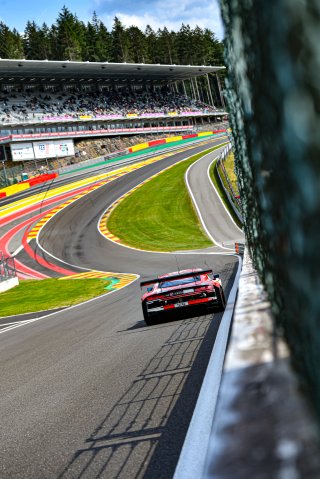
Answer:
0;87;216;124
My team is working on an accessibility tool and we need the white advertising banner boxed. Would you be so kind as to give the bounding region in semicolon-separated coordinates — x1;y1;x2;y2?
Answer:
32;139;75;159
54;139;74;157
11;142;35;161
33;141;56;159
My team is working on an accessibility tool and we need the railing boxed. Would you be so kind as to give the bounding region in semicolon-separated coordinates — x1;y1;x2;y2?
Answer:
0;251;17;282
0;109;227;127
215;143;243;223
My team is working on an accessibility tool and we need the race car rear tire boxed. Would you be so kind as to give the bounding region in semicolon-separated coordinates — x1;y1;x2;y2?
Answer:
215;286;226;312
142;303;154;326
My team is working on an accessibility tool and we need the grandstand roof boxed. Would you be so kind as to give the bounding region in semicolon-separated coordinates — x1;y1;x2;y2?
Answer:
0;59;224;82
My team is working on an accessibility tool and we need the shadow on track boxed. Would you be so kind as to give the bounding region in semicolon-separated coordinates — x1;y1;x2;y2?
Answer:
56;314;220;479
56;261;237;479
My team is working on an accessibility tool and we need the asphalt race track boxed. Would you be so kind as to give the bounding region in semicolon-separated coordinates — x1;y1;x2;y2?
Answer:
0;139;243;478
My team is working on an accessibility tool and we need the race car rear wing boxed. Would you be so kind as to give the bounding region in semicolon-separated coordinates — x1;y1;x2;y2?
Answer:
140;269;215;288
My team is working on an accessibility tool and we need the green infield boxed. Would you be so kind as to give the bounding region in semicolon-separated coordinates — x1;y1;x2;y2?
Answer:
0;278;111;317
107;145;226;251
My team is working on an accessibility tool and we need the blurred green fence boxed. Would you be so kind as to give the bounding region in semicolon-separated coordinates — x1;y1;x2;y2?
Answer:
0;164;24;188
220;0;320;411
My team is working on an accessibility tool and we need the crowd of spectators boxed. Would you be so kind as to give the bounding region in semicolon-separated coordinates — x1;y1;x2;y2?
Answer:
0;86;217;124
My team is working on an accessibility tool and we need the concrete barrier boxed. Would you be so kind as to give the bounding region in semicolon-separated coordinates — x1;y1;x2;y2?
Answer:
0;276;19;293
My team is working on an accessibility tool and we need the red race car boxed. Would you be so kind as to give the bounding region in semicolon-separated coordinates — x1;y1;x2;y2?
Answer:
140;268;226;326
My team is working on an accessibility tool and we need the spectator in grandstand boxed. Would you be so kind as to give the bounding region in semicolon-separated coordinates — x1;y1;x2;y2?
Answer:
0;86;216;123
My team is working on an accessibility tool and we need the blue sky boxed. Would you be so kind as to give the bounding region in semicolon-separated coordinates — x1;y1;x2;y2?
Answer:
0;0;224;39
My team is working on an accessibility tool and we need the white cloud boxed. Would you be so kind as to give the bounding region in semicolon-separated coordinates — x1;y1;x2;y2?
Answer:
93;0;224;39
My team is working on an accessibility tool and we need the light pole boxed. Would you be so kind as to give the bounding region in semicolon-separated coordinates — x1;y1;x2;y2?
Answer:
2;160;8;186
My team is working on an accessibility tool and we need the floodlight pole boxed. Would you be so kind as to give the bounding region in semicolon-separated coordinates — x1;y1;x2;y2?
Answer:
182;80;187;97
190;79;197;100
206;74;215;107
1;160;8;186
194;77;201;102
216;73;226;109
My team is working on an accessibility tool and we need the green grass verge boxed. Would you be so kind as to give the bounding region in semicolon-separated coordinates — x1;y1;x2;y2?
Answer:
0;278;111;317
209;161;243;229
220;152;239;196
107;145;226;251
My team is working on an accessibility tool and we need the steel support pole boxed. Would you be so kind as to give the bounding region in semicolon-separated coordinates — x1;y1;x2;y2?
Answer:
206;74;215;107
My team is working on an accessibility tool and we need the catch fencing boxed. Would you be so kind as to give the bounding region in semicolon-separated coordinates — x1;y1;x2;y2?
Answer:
221;0;320;414
0;252;17;282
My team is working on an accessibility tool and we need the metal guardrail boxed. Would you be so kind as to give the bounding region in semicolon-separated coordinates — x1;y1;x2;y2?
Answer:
215;144;243;223
0;251;17;282
55;134;221;175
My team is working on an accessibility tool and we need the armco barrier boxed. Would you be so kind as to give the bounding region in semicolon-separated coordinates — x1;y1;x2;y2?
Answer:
148;139;166;147
165;135;183;143
0;172;58;198
216;144;243;223
130;142;150;152
182;133;198;139
21;172;58;187
127;130;227;154
0;182;30;198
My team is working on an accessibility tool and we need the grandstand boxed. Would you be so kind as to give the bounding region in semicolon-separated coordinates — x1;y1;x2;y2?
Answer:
0;60;227;165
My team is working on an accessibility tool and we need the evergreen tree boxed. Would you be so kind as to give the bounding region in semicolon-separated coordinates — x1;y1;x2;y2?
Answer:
55;6;85;61
84;12;112;61
96;22;112;61
127;26;148;63
190;26;206;64
110;17;130;62
156;27;176;64
176;24;193;64
0;10;225;70
202;28;224;65
0;22;24;59
24;21;50;60
38;23;52;60
144;25;158;63
48;24;60;60
83;21;97;61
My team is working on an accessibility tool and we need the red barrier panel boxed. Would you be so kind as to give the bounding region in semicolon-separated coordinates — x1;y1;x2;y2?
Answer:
182;134;198;139
27;178;44;186
21;172;58;187
148;139;166;147
0;192;6;198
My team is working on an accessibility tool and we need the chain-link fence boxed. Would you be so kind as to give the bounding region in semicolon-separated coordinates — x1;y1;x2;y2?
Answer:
220;0;320;413
0;163;24;188
0;252;17;282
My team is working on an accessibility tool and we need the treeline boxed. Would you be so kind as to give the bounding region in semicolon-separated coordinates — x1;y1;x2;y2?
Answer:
0;6;224;66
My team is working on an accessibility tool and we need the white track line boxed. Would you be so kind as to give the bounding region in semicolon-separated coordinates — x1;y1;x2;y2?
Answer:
172;144;246;479
173;255;242;479
35;141;226;266
184;149;233;250
97;143;229;254
207;151;244;234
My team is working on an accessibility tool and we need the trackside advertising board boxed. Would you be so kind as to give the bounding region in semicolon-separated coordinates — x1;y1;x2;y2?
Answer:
54;139;74;158
33;141;56;159
11;139;75;160
10;143;35;160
